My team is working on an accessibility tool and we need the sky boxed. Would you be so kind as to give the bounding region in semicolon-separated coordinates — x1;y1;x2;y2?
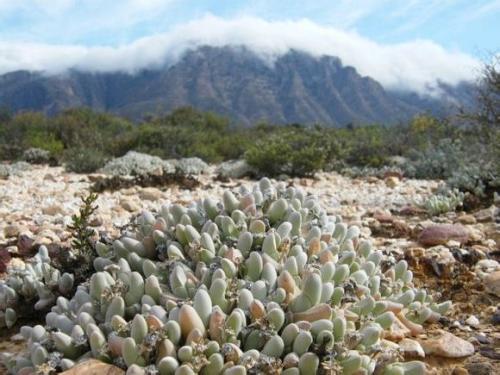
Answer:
0;0;498;93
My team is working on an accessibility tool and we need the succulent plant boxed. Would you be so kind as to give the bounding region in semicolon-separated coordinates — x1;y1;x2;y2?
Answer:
418;188;464;216
2;178;449;374
0;246;75;329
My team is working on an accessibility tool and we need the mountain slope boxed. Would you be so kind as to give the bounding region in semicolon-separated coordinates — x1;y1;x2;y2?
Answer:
0;46;472;125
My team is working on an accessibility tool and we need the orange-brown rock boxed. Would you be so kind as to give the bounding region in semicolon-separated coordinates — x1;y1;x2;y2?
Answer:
61;360;124;375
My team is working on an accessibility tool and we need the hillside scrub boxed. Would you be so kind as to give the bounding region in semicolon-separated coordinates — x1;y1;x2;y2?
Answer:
0;108;471;168
0;106;498;202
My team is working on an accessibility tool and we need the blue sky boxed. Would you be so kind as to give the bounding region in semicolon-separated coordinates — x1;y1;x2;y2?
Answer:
0;1;498;93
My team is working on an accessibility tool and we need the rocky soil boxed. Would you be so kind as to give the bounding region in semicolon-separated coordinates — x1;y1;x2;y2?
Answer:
1;165;499;374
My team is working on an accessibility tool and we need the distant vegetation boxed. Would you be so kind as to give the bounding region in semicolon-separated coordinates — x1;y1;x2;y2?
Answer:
0;58;498;204
0;105;455;169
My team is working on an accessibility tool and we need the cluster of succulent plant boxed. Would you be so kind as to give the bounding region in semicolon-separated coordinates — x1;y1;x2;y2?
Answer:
0;246;75;329
418;188;465;216
2;178;451;375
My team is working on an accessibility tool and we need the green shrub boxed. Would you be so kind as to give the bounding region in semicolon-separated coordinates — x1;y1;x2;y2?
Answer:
245;129;326;177
0;144;23;161
24;129;64;157
343;126;388;167
64;148;107;173
53;108;133;151
406;115;457;149
131;107;246;163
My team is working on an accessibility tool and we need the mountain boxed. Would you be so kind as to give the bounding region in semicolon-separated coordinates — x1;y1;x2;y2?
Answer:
0;46;473;126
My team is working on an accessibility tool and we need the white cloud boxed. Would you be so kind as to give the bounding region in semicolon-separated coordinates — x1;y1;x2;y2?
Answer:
0;15;480;94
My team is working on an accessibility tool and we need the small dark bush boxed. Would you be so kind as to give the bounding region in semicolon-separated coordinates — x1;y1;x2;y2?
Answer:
0;144;23;161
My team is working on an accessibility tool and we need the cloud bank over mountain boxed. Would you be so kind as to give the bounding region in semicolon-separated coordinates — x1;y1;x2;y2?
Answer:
0;15;480;94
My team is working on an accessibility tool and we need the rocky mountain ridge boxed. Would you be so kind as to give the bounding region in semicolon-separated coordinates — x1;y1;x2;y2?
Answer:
0;46;474;125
